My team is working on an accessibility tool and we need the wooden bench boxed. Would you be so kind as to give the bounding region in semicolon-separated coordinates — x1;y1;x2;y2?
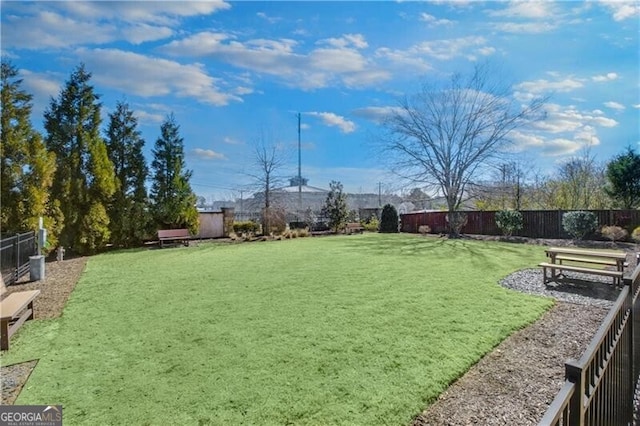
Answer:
158;229;191;248
1;278;40;350
539;262;624;287
345;223;364;234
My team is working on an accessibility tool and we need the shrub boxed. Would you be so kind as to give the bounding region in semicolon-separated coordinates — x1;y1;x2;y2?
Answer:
600;225;628;242
495;210;523;237
418;225;431;234
631;226;640;243
233;221;260;235
379;204;399;233
362;217;379;232
562;211;598;240
263;207;287;235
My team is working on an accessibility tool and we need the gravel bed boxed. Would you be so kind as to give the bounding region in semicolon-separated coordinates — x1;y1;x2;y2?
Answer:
500;268;620;309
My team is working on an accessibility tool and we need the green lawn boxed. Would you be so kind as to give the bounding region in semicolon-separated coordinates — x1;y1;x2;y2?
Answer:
1;233;553;425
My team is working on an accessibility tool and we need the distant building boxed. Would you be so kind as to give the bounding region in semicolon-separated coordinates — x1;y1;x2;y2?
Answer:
238;177;402;223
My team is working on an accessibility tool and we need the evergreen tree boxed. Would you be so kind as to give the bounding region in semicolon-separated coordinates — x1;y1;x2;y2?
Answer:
1;59;59;245
105;100;150;247
323;180;348;233
605;148;640;209
150;114;198;233
379;204;399;233
44;64;115;254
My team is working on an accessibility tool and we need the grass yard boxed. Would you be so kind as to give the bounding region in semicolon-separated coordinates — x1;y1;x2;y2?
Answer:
1;233;553;425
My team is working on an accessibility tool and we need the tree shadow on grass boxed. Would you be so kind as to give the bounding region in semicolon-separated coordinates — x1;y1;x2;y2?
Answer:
339;234;531;264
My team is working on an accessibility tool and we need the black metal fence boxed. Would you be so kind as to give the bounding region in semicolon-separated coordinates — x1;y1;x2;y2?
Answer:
539;264;640;425
0;231;36;285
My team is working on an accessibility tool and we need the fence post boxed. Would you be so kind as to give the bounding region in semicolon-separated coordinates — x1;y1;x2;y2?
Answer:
14;233;21;283
627;277;635;425
565;360;584;425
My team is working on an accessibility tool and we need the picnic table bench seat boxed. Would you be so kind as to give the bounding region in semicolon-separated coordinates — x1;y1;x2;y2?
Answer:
157;229;191;248
553;255;619;267
539;262;624;287
1;278;40;351
345;223;364;234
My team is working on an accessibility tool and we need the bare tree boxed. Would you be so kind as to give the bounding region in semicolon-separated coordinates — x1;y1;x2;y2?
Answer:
250;139;286;234
555;149;608;209
379;64;546;234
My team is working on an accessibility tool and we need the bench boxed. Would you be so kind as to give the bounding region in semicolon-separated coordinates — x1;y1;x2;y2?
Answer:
345;223;364;234
553;255;619;267
158;229;191;248
539;262;624;287
1;278;40;350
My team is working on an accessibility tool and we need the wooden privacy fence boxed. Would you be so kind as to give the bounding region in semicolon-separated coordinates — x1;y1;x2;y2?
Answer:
0;231;37;285
400;210;640;239
539;264;640;425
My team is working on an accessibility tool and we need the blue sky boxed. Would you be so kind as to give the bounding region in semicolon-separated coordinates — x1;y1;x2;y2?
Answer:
2;0;639;202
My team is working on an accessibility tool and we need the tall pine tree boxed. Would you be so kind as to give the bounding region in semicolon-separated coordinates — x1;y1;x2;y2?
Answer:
105;100;150;247
44;64;115;254
1;59;59;244
150;114;198;233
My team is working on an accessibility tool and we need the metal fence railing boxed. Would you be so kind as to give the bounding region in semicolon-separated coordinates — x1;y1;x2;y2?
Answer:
539;265;640;425
0;231;36;285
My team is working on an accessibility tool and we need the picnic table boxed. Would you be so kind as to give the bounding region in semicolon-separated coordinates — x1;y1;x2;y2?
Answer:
539;247;628;286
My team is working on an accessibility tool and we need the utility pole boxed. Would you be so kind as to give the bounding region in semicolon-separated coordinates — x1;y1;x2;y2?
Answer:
298;112;302;220
378;182;382;207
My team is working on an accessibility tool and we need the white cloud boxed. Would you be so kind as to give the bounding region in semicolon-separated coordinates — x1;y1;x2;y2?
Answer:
377;36;492;67
633;104;640;109
489;1;555;18
133;109;165;124
477;46;496;56
256;12;282;24
121;24;174;45
351;106;404;123
604;101;625;110
193;148;226;160
492;22;558;34
419;13;455;26
318;34;368;49
223;137;242;145
534;103;618;133
375;48;432;73
56;1;231;25
592;72;618;82
18;69;62;119
506;102;619;157
77;48;241;106
3;11;117;49
598;0;640;21
542;138;585;156
162;32;389;90
515;77;584;94
307;112;356;133
1;2;228;49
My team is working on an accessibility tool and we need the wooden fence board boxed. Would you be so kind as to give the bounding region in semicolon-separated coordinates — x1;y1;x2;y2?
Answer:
400;209;640;239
